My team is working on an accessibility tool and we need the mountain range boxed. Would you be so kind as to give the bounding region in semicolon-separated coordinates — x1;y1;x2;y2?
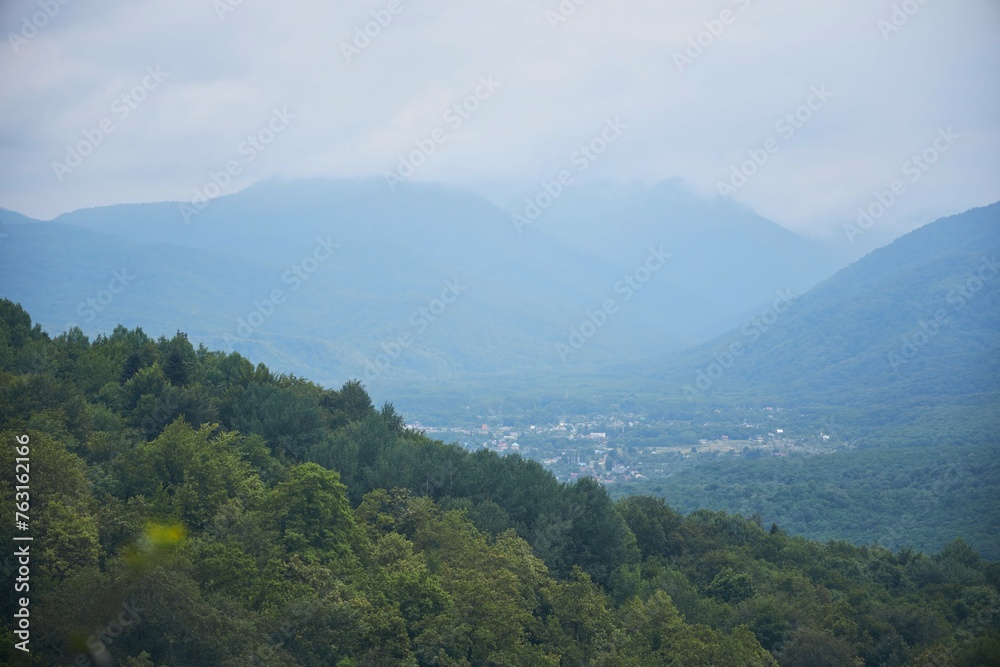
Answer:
621;201;1000;444
2;179;996;442
0;178;844;398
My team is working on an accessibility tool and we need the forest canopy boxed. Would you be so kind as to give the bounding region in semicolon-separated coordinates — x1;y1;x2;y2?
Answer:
0;300;997;666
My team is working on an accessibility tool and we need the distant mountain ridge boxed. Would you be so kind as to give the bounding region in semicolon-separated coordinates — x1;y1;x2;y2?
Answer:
0;178;842;399
519;180;846;337
637;201;1000;444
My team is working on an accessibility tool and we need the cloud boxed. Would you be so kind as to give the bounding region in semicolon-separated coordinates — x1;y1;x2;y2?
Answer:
1;0;998;240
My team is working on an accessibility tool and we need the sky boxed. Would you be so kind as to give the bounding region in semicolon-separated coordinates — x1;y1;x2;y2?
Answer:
1;0;998;241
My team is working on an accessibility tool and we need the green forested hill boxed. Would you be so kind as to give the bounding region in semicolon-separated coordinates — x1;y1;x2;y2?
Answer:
0;300;998;666
619;445;1000;559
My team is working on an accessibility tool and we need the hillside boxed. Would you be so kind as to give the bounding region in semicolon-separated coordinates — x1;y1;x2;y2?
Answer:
637;202;1000;445
0;301;997;666
619;444;1000;559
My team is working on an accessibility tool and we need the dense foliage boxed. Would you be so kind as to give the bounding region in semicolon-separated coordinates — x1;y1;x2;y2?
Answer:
1;300;998;666
619;446;1000;560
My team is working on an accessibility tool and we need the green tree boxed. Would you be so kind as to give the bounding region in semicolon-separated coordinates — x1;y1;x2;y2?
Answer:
114;420;262;529
265;463;360;562
227;381;326;460
775;628;861;667
618;495;686;559
706;566;756;604
159;331;197;387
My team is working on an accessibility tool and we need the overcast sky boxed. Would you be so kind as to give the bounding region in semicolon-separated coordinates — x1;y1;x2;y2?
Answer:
1;0;998;241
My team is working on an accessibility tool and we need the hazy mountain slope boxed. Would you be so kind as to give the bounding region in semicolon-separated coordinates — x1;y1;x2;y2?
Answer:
639;201;1000;443
2;179;847;397
50;178;845;339
0;194;679;392
0;220;325;343
0;220;611;385
525;180;847;337
0;208;37;226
